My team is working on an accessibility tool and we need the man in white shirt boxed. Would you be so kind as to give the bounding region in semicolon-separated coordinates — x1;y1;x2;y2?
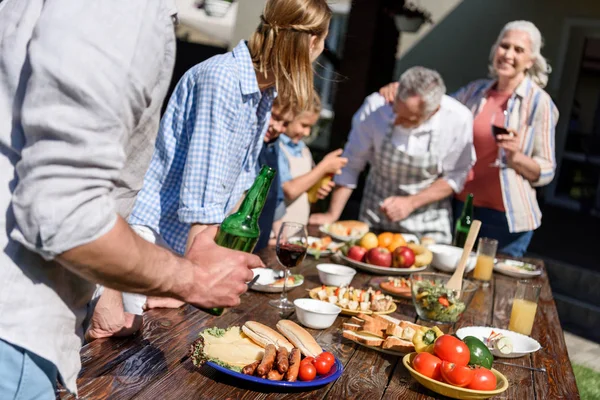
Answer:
310;67;475;243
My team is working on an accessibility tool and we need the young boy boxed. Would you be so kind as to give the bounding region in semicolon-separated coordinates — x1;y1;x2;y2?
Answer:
274;94;347;233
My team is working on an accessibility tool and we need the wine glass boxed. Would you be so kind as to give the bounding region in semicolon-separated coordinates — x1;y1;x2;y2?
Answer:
269;222;308;311
490;109;509;168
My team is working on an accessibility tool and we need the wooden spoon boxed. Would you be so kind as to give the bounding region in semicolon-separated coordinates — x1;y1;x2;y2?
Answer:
445;220;482;292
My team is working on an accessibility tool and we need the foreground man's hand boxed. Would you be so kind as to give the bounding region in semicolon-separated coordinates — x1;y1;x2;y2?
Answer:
179;226;264;308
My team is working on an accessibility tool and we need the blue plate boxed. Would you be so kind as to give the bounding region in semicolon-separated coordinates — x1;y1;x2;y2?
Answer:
206;357;344;388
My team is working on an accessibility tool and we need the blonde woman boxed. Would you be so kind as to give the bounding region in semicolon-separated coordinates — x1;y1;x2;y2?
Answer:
90;0;331;325
452;21;559;256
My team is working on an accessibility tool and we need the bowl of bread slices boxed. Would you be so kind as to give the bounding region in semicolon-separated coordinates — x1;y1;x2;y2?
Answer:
342;313;428;355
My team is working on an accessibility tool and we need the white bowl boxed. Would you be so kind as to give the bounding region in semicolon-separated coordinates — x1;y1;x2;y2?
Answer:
428;244;477;273
316;263;357;286
293;298;341;329
455;326;541;358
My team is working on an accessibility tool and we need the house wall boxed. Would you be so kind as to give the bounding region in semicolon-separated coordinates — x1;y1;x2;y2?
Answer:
394;0;600;96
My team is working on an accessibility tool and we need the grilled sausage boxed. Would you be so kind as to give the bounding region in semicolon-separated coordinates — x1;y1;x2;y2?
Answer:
276;346;289;374
256;344;276;376
285;348;301;382
242;360;260;375
267;369;284;381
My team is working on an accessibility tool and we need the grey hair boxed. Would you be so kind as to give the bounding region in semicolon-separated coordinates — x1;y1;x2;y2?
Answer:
396;66;446;116
488;20;551;88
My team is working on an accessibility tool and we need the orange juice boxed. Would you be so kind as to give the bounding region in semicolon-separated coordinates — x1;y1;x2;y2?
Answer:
508;298;538;335
473;254;494;281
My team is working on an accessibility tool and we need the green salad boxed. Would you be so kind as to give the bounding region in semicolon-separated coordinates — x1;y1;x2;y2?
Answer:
413;280;466;322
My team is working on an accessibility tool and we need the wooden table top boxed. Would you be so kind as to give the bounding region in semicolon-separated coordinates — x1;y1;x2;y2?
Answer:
61;241;580;399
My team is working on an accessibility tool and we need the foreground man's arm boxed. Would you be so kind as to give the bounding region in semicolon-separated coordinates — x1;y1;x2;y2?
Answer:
10;0;262;309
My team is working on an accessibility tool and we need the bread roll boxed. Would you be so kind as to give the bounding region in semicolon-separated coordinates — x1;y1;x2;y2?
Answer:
242;321;294;352
276;320;323;358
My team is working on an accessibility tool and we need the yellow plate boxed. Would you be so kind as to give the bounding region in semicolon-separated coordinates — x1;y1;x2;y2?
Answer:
403;353;509;400
308;287;397;316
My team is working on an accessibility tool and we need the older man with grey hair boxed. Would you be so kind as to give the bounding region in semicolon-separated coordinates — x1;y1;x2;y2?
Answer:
310;67;475;243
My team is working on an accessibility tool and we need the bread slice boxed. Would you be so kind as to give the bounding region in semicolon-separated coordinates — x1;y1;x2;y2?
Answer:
386;322;404;338
276;320;323;358
361;319;389;338
342;323;362;332
342;330;384;347
350;316;365;325
382;336;415;353
399;321;421;341
372;314;401;326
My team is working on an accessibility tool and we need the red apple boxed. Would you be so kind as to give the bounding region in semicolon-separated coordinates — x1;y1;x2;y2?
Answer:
366;247;392;267
347;246;367;262
393;246;415;268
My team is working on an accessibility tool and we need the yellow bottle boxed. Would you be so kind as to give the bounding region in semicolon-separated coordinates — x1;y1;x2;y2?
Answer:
307;174;333;203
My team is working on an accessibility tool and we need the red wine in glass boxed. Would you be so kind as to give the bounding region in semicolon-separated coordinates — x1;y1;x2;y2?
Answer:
276;243;307;268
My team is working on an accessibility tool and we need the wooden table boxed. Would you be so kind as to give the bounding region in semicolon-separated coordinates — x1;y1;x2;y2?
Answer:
61;245;579;399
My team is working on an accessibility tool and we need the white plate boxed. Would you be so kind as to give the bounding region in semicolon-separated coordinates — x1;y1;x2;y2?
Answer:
250;268;304;293
334;252;428;275
306;236;343;257
455;326;541;358
318;225;363;242
494;259;542;278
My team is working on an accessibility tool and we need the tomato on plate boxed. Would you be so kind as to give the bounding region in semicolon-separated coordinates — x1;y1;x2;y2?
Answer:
313;358;331;375
440;361;474;387
301;356;315;366
299;363;317;381
317;352;335;367
434;335;471;366
467;366;497;391
412;352;442;381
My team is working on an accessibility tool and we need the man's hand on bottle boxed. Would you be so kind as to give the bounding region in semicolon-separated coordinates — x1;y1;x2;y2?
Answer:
182;226;264;308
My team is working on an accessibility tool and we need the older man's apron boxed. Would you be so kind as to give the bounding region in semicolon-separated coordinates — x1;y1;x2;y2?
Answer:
279;142;313;225
359;123;452;244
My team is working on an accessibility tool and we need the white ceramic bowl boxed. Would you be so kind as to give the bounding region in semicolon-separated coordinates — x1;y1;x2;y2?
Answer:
428;244;477;273
294;298;341;329
316;263;357;286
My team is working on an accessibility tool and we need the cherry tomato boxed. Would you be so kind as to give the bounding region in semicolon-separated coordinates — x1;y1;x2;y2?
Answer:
300;356;315;366
317;352;335;368
467;366;497;391
412;352;442;381
298;363;317;381
434;335;471;366
440;361;474;387
313;358;331;375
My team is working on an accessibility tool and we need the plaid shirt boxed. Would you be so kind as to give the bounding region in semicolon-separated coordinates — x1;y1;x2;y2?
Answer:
452;78;559;233
129;40;276;254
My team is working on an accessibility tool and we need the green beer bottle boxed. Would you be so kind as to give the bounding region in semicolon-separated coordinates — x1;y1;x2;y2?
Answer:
453;193;473;248
206;165;276;316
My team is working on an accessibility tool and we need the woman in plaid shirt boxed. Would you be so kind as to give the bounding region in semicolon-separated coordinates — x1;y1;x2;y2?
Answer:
452;20;559;256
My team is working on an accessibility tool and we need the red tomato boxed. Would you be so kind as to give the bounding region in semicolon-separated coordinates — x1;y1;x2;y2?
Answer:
317;352;335;367
467;367;497;391
440;361;474;387
298;363;316;381
434;335;471;366
300;356;315;366
412;353;442;381
313;358;331;375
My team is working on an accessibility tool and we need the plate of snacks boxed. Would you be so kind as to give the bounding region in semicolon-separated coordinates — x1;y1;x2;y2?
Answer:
308;285;396;316
403;334;509;399
250;268;304;293
494;259;542;278
370;276;412;299
319;220;369;242
190;320;343;388
307;236;343;258
342;314;433;356
455;326;541;358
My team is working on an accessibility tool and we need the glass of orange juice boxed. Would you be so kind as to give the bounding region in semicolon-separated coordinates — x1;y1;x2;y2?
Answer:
508;281;542;336
473;237;498;287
